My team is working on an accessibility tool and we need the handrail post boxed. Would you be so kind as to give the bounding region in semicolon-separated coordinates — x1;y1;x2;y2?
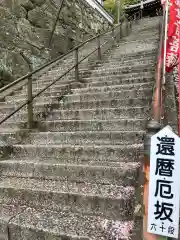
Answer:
75;48;79;82
97;35;102;61
119;23;122;41
125;20;128;36
143;120;161;240
112;27;115;46
112;27;115;39
128;21;130;34
27;76;33;129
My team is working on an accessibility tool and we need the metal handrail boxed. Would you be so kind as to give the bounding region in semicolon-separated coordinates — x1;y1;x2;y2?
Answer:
48;0;65;47
152;10;166;122
0;16;125;95
0;14;133;128
142;11;167;240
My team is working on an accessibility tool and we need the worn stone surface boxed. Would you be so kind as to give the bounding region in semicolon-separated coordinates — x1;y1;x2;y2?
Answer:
0;17;160;239
0;0;111;88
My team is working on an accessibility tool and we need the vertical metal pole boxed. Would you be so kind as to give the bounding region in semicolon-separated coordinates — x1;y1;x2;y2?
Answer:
143;120;161;240
126;20;129;36
119;23;122;40
112;27;115;39
73;0;78;42
75;48;79;82
112;27;115;46
27;76;33;129
117;0;120;24
97;35;102;61
163;0;169;84
140;0;144;19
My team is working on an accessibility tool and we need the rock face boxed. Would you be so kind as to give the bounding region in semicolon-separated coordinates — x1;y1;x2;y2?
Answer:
0;0;111;88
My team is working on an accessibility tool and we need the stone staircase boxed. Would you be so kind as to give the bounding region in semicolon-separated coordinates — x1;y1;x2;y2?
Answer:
0;17;159;240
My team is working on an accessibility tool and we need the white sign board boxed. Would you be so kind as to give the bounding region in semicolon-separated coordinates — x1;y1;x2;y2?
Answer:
148;126;180;239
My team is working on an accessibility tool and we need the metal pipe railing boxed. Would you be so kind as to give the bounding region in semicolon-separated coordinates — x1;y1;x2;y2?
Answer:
153;12;165;122
142;9;168;240
48;0;65;47
0;16;126;96
0;14;137;127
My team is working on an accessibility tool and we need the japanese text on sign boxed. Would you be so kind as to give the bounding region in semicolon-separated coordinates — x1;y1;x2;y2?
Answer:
148;126;180;238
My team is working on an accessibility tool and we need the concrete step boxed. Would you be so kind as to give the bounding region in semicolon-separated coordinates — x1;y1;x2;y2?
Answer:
87;75;153;86
58;97;151;110
5;88;152;106
15;82;152;101
29;69;154;87
0;130;145;145
63;89;152;102
0;144;143;164
45;106;150;121
1;119;147;132
72;82;153;94
0;160;140;185
18;82;81;96
0;106;150;123
26;130;145;145
77;64;155;77
0;97;151;122
101;46;156;57
13;81;153;100
8;207;134;239
101;48;156;60
38;63;154;83
0;176;135;218
55;56;156;71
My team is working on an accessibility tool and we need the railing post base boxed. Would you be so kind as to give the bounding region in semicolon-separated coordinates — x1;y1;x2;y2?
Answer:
27;76;33;129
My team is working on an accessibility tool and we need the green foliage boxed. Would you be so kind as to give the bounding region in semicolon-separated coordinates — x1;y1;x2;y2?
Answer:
104;0;140;21
123;0;140;6
104;0;117;18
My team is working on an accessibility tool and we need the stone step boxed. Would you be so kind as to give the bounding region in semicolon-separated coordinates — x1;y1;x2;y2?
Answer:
102;48;156;60
78;63;155;77
87;75;153;86
17;81;81;95
54;56;155;71
64;88;152;102
72;82;153;94
0;127;20;133
0;130;145;145
0;106;150;123
29;71;153;87
119;37;158;45
0;176;135;219
8;207;134;239
58;97;151;110
5;88;152;106
0;160;140;185
26;130;145;145
44;106;150;121
12;82;153;102
0;97;151;120
16;82;152;102
1;119;147;132
0;144;143;164
45;63;154;80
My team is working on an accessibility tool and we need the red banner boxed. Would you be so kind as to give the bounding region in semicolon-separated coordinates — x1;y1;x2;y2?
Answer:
165;0;180;72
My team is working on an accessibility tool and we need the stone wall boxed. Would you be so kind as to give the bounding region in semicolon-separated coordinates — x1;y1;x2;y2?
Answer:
0;0;111;88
